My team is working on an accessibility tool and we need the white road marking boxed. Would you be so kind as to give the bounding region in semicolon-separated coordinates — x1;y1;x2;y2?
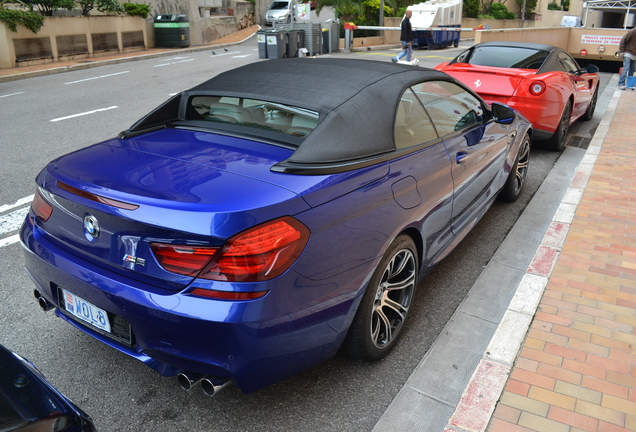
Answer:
0;195;34;214
232;55;252;58
154;59;195;67
64;71;129;85
0;207;29;236
50;106;118;122
0;92;25;99
210;51;241;57
0;195;34;248
0;234;20;247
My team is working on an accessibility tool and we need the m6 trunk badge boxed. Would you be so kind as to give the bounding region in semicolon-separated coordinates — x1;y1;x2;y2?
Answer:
123;254;146;266
83;215;100;241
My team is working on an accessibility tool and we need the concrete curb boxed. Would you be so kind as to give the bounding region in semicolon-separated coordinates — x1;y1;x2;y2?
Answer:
443;77;622;432
0;30;259;84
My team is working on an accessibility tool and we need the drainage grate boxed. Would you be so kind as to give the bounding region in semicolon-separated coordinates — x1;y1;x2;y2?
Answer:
567;136;591;150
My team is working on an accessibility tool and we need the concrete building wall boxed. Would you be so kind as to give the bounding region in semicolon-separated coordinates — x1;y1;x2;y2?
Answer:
0;16;147;68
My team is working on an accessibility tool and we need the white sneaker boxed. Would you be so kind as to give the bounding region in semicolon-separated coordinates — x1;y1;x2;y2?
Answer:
618;85;626;90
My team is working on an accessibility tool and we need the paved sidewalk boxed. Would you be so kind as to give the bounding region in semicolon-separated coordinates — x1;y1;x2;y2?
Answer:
446;88;636;432
486;88;636;432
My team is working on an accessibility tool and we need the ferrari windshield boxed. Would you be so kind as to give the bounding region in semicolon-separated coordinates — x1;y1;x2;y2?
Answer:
454;46;549;69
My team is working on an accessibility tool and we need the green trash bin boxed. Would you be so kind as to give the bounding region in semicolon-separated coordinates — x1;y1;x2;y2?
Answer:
257;30;268;58
266;30;286;59
154;15;190;48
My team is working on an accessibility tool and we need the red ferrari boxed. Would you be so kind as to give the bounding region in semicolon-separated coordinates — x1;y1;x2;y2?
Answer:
435;42;600;151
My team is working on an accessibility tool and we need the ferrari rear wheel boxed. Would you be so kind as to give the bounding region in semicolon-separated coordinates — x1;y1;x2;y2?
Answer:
581;87;598;121
499;133;531;202
342;235;418;361
546;100;571;152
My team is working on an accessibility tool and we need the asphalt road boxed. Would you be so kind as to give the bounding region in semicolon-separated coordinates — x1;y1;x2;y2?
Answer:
0;40;615;431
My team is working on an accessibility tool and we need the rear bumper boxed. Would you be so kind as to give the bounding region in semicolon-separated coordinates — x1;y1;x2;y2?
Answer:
20;215;372;393
485;96;563;138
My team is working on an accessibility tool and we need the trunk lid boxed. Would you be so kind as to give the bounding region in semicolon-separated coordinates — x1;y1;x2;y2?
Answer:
442;64;535;97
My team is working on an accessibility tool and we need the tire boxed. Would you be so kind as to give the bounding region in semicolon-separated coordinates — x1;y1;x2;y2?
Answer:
546;100;571;152
342;235;418;361
499;133;531;202
581;87;598;121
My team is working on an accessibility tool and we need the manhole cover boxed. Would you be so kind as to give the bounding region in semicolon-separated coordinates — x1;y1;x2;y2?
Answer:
567;136;591;150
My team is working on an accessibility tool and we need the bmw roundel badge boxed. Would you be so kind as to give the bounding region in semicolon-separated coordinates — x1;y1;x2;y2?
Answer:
83;215;100;240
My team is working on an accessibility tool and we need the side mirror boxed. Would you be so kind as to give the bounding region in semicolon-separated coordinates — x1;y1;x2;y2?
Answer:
491;102;515;124
585;64;599;73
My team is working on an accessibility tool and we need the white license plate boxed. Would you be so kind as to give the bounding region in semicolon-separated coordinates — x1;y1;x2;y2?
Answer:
62;289;111;333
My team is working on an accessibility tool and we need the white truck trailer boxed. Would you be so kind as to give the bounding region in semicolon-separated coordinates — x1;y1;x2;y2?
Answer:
407;0;462;49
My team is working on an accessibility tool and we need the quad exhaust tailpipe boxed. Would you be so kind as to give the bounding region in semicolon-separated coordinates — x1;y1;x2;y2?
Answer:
201;377;230;397
176;372;204;391
34;290;54;311
177;372;230;397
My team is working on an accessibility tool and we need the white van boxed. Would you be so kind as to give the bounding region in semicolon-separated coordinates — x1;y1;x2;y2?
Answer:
560;15;582;27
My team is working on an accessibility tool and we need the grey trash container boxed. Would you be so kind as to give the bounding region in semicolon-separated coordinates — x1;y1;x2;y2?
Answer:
257;30;268;58
286;29;298;58
266;30;286;59
154;15;190;48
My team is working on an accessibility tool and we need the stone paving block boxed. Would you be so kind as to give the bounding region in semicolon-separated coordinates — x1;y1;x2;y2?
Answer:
528;386;576;410
518;411;570;432
499;392;550;417
576;400;626;426
548;405;599;432
554;380;602;404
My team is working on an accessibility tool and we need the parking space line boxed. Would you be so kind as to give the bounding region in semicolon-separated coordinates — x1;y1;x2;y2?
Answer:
50;106;118;122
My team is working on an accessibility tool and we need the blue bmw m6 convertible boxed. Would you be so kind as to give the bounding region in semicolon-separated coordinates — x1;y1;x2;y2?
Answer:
21;58;532;395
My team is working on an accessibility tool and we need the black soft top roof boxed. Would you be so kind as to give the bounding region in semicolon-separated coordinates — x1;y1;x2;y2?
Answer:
124;58;460;169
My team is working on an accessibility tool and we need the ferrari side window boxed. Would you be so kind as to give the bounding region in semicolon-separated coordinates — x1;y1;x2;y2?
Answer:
394;88;439;149
411;81;485;137
452;49;471;65
557;52;581;74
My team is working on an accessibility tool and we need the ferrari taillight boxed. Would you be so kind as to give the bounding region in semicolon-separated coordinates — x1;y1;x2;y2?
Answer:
32;189;53;221
151;216;310;283
530;81;546;96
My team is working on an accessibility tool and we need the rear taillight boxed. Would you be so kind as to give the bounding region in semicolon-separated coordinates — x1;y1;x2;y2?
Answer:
150;244;219;277
32;189;53;221
151;216;310;283
530;81;546;96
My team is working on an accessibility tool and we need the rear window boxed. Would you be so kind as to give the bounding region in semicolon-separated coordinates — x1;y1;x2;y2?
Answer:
187;96;319;139
455;46;549;69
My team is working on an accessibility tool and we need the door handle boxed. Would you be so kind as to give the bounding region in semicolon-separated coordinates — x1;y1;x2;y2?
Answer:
456;152;468;164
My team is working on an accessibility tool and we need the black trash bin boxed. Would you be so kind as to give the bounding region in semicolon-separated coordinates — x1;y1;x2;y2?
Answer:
154;14;190;48
321;28;330;54
266;30;286;59
286;29;298;58
257;30;268;58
